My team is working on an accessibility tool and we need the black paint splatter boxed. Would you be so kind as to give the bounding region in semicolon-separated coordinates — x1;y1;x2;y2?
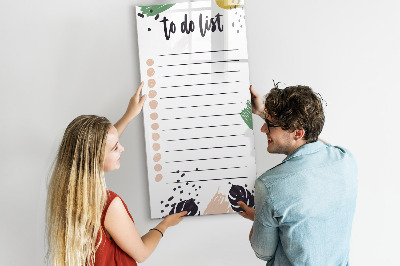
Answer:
155;14;159;20
137;13;144;18
228;184;254;212
160;169;203;216
148;28;151;31
169;198;199;216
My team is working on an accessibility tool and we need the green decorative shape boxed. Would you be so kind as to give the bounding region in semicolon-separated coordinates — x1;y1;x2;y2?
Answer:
240;100;253;130
140;4;175;17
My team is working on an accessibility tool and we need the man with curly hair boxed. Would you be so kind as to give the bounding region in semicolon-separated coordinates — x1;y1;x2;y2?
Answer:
238;85;357;266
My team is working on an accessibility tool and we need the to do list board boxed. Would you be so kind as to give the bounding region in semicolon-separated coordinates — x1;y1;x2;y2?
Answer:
136;0;256;218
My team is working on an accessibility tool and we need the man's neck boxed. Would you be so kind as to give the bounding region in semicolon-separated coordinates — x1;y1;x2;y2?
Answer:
286;140;307;155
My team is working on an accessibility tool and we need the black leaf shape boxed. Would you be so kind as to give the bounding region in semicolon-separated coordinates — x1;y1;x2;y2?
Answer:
228;184;254;212
169;198;199;216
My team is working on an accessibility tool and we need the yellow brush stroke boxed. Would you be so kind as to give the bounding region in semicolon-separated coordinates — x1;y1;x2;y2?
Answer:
215;0;241;10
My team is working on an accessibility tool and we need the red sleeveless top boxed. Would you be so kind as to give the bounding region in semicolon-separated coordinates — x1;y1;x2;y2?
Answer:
94;190;138;266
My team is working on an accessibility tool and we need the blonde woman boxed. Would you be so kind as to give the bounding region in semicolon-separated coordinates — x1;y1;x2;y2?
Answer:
46;83;186;266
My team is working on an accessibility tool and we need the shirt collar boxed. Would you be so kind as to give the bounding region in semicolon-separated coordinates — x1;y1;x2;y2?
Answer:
283;141;327;163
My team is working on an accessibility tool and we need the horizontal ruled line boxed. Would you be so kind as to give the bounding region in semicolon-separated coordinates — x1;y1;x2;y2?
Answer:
160;80;240;89
164;102;241;110
165;144;246;152
170;176;248;184
163;70;240;78
161;113;240;121
163;124;242;132
166;134;245;142
165;155;244;163
157;59;240;67
170;166;247;173
158;49;239;57
160;91;239;100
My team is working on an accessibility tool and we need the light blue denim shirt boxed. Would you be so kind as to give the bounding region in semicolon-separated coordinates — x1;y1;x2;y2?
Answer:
250;141;357;266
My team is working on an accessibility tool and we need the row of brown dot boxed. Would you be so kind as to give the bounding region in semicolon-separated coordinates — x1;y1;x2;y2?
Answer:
146;58;163;182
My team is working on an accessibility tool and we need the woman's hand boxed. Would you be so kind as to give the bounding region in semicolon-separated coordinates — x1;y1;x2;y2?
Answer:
124;82;147;121
114;82;147;137
162;211;187;227
156;211;187;232
249;85;265;119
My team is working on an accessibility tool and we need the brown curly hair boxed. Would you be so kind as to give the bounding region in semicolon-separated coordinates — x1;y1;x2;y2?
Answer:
264;85;325;143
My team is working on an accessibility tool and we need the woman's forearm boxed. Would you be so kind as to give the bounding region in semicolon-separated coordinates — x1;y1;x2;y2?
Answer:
114;114;131;137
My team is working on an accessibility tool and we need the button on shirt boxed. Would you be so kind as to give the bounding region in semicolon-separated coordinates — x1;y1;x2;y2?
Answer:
250;141;357;266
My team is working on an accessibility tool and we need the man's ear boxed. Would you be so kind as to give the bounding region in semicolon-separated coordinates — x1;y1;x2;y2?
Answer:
294;129;305;141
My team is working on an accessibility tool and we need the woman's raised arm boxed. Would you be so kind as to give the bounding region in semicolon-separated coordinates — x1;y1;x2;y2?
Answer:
114;82;147;137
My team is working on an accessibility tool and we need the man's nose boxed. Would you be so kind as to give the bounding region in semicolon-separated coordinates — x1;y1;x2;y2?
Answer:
261;123;269;133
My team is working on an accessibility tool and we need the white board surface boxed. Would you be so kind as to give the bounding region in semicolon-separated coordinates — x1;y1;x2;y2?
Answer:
136;0;256;218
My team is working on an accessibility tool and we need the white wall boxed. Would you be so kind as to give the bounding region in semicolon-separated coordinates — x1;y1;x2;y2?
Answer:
1;0;399;265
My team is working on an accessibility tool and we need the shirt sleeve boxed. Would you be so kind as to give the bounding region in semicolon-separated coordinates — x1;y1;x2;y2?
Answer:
250;178;279;261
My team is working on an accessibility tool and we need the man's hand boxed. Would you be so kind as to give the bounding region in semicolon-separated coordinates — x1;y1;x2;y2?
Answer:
249;227;253;241
249;85;265;119
237;201;255;221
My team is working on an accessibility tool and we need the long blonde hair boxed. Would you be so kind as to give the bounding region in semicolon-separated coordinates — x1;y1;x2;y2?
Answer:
46;115;111;266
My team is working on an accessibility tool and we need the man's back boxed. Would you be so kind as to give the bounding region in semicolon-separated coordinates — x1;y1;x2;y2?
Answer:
251;141;357;266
